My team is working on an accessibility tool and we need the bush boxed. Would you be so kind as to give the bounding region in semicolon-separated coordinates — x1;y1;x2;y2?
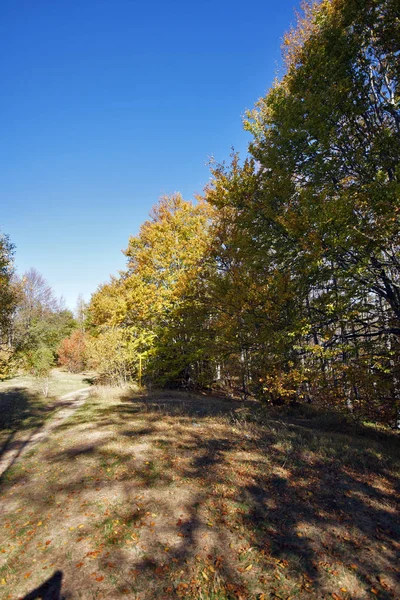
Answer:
58;330;87;373
0;348;15;381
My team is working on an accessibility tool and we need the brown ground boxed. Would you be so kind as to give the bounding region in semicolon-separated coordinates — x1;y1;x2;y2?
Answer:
0;386;399;599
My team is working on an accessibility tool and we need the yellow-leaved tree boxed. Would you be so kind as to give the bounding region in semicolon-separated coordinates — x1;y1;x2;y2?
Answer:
88;194;214;385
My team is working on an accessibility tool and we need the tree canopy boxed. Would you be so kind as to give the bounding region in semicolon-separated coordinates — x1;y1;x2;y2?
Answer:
86;0;400;424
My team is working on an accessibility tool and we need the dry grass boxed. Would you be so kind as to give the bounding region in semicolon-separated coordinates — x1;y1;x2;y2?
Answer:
0;369;91;449
0;387;399;599
0;368;93;398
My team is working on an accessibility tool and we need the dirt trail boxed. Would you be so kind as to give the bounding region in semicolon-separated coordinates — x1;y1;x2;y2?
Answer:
0;390;399;599
0;387;91;477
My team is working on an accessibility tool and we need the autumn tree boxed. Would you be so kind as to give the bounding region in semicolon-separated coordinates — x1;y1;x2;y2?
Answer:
89;194;213;385
0;232;16;338
0;231;17;379
246;0;400;326
86;0;399;424
58;330;87;373
205;0;400;419
12;269;77;376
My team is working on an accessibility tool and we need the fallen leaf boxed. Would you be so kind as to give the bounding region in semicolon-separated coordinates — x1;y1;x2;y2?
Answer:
95;576;104;582
76;562;84;569
245;564;253;571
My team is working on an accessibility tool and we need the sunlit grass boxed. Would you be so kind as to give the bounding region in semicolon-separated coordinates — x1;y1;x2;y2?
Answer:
0;386;399;599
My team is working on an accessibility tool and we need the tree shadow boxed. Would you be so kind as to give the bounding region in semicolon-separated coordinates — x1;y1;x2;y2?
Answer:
2;388;399;598
0;386;90;481
0;388;51;436
104;392;400;597
0;388;54;476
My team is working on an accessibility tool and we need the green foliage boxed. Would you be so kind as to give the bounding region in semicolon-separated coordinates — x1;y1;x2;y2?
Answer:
0;348;15;381
12;269;77;369
25;345;55;378
85;1;399;425
201;0;399;420
86;328;135;385
24;345;55;396
0;232;17;345
89;194;213;386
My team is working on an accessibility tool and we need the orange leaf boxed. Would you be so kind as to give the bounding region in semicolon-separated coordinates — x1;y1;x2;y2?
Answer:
95;576;104;582
24;572;32;578
76;562;84;569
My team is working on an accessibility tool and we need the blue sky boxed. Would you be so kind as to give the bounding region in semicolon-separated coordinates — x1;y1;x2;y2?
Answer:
1;0;299;310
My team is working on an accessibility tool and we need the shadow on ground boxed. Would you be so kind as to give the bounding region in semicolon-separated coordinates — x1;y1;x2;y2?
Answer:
0;386;88;482
1;389;399;599
0;388;54;468
22;570;64;599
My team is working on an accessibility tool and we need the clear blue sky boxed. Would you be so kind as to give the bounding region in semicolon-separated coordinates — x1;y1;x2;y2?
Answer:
1;0;299;310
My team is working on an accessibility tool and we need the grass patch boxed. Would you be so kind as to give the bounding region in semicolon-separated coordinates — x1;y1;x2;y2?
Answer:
0;369;91;462
0;387;399;599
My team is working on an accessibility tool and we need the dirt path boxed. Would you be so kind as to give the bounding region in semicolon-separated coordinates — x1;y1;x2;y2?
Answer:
0;389;399;599
0;387;91;477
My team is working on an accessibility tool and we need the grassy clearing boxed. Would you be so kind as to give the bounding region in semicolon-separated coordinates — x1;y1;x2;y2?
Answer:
0;368;93;398
0;387;399;599
0;369;92;449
